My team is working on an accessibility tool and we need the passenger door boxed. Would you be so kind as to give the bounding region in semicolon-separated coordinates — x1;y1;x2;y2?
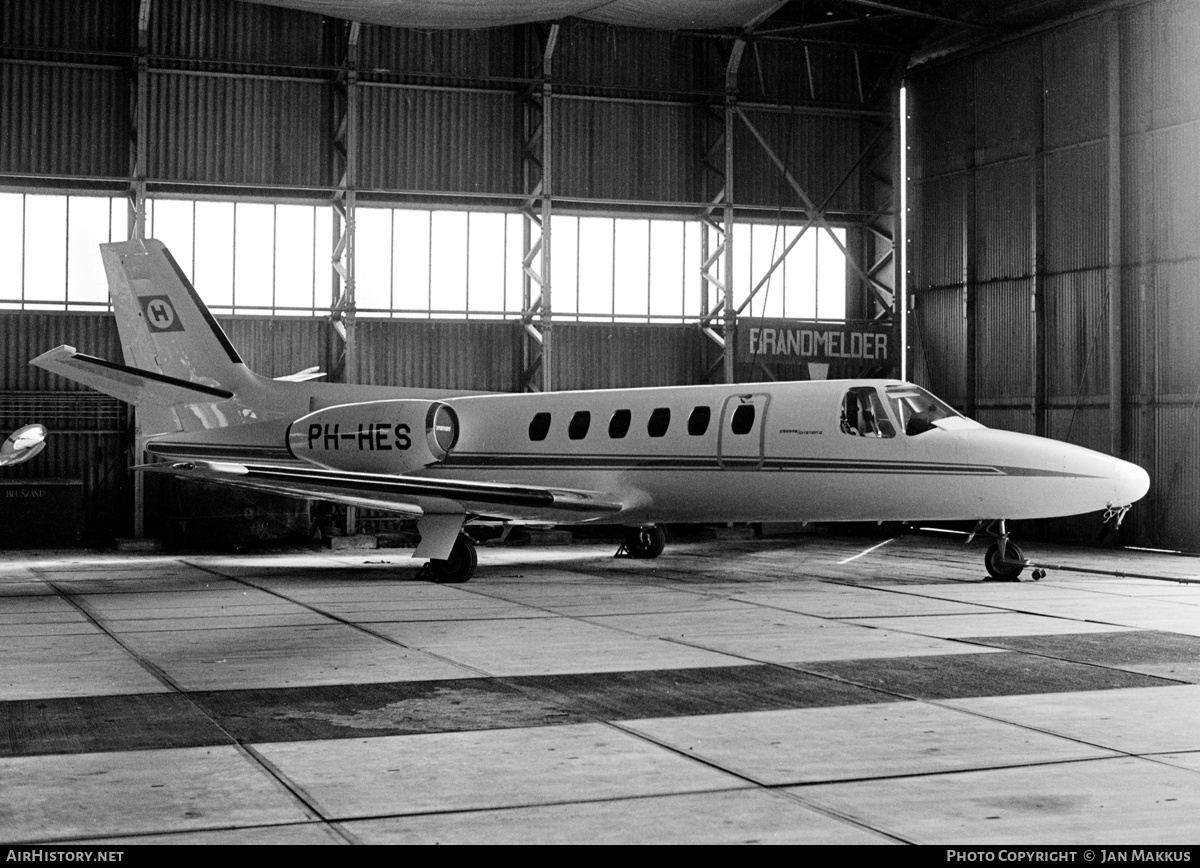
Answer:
718;393;769;469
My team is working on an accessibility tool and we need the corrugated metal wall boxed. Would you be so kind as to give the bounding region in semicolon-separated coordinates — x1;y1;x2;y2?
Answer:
358;86;519;194
1;0;884;209
148;72;333;188
150;0;337;67
0;63;129;180
907;0;1200;550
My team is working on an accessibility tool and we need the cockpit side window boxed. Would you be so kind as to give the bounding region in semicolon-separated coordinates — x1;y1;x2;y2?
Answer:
885;385;960;436
840;387;896;438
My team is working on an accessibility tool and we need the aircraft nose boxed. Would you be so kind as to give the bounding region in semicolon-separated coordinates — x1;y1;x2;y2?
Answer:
1114;458;1150;505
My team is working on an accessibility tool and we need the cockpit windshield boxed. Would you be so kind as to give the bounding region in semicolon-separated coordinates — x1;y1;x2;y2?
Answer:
885;385;962;436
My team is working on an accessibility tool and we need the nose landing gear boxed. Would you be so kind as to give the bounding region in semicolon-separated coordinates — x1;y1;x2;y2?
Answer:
984;538;1026;581
972;519;1043;581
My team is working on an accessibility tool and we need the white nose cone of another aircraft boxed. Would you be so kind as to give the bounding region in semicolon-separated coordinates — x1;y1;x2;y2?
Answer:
0;424;47;468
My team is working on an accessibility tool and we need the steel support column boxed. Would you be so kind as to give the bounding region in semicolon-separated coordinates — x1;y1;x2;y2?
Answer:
520;24;558;393
331;21;360;387
698;40;744;384
1032;41;1047;436
962;71;977;419
129;0;151;539
127;0;151;242
1106;12;1123;457
331;21;360;535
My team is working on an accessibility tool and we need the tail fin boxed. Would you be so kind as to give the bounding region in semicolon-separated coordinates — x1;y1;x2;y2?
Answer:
33;239;260;437
103;239;246;390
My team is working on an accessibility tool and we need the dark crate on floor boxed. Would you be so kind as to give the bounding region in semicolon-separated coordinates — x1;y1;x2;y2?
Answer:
0;478;84;547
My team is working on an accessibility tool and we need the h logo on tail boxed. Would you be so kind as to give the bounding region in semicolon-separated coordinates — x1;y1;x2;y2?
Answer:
138;295;184;332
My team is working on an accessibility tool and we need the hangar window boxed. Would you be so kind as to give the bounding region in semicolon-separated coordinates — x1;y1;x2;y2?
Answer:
608;409;631;439
687;406;711;436
0;192;849;326
0;195;847;323
529;412;552;441
568;411;591;440
731;405;756;435
647;408;671;438
0;193;127;311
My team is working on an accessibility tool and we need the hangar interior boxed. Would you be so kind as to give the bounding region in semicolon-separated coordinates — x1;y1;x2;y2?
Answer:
6;0;1200;849
1;0;1197;552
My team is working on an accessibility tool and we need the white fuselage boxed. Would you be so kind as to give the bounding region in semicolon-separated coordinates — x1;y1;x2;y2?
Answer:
162;376;1148;527
424;379;1147;524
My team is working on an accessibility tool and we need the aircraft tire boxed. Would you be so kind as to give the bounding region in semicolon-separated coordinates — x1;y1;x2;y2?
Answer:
984;541;1024;581
430;536;477;583
626;525;666;560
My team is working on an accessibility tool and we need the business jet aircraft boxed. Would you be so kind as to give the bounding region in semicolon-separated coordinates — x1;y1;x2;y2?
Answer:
26;239;1149;583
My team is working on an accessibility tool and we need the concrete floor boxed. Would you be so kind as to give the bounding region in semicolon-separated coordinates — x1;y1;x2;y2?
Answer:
2;531;1200;844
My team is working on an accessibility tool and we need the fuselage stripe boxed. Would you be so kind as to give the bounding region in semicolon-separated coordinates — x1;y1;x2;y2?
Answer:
145;446;1095;480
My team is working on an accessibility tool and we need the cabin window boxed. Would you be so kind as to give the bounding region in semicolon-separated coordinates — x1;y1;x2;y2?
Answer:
647;407;671;437
568;411;591;440
840;387;895;439
529;412;552;441
608;409;631;438
730;404;756;435
687;406;711;436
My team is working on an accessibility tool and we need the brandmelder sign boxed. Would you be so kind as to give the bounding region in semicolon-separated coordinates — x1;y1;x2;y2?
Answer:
740;319;892;364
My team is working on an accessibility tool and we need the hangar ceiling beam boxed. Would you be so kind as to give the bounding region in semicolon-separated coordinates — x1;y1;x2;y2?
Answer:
833;0;987;29
520;24;559;393
330;20;361;386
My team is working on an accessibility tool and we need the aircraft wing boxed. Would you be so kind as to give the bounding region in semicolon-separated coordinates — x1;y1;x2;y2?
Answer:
30;345;232;406
141;459;626;522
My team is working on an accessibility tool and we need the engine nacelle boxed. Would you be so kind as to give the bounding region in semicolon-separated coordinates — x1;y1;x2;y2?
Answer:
287;399;458;474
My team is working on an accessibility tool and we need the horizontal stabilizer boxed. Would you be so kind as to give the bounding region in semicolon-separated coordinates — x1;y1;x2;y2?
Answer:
30;345;233;407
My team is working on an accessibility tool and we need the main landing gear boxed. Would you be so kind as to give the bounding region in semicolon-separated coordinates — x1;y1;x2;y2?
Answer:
617;525;666;560
971;519;1046;582
428;534;478;583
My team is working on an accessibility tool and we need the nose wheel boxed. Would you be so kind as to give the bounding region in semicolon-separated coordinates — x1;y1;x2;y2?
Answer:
984;540;1026;581
974;520;1044;581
